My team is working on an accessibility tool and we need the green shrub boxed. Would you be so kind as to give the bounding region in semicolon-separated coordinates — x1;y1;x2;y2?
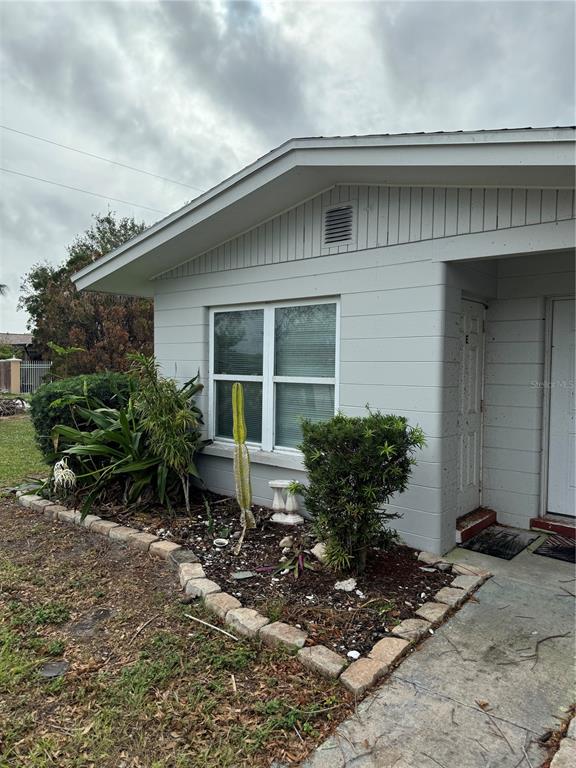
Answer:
30;372;132;460
298;411;425;574
50;359;205;513
129;354;204;511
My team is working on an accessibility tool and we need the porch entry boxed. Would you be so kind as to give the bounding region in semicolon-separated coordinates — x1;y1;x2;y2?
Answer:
547;298;575;518
457;299;485;517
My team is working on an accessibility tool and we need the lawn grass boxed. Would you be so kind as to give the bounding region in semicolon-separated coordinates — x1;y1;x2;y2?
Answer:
0;415;47;489
0;500;351;766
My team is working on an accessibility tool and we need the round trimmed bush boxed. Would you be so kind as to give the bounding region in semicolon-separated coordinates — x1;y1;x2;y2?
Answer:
298;411;425;574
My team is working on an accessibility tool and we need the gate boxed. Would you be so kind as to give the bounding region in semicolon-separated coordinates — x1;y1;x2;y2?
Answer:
20;361;52;393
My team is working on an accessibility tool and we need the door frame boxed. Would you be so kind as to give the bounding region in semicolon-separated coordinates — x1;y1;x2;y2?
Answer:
458;295;487;515
539;295;573;518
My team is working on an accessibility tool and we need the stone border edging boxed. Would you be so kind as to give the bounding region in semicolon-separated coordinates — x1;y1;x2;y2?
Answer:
16;493;492;698
549;717;576;767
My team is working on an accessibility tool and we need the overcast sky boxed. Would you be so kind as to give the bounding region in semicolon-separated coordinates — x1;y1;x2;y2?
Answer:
0;0;574;333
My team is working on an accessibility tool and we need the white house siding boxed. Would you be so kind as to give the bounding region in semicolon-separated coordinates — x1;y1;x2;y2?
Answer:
155;240;452;553
482;251;575;529
157;186;575;280
440;251;575;537
439;260;498;549
154;184;575;554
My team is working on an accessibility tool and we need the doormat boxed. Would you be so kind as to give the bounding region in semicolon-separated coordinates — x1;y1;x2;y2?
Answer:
459;525;538;560
533;534;576;564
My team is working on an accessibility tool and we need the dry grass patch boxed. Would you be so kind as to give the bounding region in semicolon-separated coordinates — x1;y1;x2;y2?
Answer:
0;500;352;768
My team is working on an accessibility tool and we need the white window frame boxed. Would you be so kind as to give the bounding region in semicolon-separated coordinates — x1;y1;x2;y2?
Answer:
208;297;340;454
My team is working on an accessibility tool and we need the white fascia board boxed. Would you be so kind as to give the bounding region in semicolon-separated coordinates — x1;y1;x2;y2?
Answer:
432;219;576;262
73;151;299;292
290;127;576;148
73;128;576;293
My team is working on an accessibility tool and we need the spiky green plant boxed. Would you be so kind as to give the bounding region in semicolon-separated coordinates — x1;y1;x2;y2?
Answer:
232;382;255;553
129;354;204;512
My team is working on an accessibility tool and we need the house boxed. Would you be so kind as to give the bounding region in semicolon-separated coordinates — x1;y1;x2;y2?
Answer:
0;332;39;361
73;127;575;554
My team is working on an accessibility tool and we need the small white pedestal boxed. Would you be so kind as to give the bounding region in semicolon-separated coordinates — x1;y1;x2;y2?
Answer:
271;511;305;526
269;479;304;525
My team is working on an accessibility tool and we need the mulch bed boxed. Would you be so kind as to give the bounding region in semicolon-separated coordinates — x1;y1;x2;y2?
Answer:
92;493;453;657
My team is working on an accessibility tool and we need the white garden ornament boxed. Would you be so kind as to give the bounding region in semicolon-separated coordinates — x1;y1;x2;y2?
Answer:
268;479;304;525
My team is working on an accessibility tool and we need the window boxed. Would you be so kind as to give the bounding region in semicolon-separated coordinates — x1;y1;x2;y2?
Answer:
210;300;339;451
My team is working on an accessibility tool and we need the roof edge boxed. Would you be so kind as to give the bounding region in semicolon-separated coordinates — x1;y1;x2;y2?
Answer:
73;126;576;287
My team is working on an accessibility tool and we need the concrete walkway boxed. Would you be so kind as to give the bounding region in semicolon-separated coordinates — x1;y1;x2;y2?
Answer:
304;539;575;768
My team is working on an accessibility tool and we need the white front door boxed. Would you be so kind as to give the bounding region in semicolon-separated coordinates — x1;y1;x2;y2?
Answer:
547;298;575;517
457;299;485;516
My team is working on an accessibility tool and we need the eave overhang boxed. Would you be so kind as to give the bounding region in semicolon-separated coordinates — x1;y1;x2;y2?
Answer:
73;127;576;296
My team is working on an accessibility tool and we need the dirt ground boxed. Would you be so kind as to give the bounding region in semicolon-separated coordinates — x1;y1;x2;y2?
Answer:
0;498;352;768
92;495;453;656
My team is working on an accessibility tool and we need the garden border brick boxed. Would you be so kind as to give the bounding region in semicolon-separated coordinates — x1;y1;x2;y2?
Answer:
16;494;491;699
550;721;576;768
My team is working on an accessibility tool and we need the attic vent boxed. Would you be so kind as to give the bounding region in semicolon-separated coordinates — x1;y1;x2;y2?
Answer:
323;204;354;245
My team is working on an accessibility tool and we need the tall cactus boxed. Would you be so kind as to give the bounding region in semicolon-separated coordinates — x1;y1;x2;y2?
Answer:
232;383;256;545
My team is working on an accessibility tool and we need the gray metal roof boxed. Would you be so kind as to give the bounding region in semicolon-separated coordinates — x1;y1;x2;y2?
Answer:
0;333;33;346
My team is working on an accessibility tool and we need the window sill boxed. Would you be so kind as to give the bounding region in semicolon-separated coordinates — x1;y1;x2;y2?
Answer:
201;442;306;472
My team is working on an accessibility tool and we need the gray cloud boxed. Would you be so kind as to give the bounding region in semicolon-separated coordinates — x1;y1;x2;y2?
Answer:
159;1;314;145
373;1;575;130
0;0;574;332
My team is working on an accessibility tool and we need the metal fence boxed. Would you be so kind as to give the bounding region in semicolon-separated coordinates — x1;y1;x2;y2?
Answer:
20;361;52;393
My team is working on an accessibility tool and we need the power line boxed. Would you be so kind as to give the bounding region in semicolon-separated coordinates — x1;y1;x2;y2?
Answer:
0;167;168;215
0;124;205;193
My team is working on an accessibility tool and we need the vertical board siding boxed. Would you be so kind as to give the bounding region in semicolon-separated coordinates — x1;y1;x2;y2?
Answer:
156;186;574;280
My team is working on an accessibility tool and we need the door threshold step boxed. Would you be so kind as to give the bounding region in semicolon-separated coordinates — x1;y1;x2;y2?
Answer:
456;508;497;544
530;516;576;540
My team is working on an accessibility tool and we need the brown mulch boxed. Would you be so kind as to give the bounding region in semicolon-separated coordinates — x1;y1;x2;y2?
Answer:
91;493;454;656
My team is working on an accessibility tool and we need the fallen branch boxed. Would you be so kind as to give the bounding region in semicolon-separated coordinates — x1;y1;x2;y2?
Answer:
443;635;465;659
421;752;448;768
47;722;74;736
184;613;239;641
531;632;570;669
128;615;159;645
475;701;515;754
521;744;534;768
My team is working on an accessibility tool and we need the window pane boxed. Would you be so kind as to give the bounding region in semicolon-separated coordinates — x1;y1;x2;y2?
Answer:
275;304;336;377
275;383;334;448
214;310;264;375
215;381;262;443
